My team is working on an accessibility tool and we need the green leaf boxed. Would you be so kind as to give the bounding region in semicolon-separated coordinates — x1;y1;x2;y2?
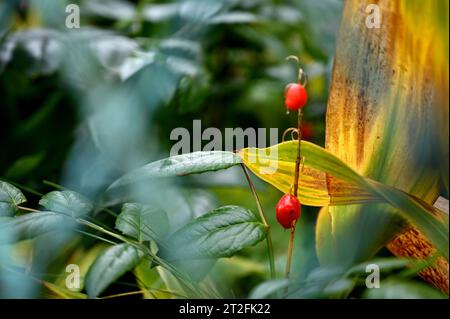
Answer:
345;258;410;277
160;205;266;260
0;181;26;217
85;243;142;298
115;203;169;241
0;212;74;244
39;190;93;217
107;151;240;191
363;279;446;299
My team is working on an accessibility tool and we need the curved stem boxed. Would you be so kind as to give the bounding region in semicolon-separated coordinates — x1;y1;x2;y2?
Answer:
241;164;276;280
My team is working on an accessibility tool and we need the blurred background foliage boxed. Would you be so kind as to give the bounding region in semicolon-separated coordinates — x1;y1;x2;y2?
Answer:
0;0;445;299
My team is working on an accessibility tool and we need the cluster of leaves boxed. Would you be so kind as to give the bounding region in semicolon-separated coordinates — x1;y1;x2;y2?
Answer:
0;150;267;298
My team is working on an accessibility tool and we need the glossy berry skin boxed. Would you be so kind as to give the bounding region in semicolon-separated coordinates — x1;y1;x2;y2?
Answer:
276;194;301;229
285;83;307;111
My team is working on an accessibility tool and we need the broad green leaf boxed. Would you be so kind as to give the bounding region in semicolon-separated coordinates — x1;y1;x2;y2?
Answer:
160;205;266;260
39;191;93;217
363;279;446;299
0;212;74;244
107;151;241;191
238;141;449;260
316;0;449;290
85;243;142;297
0;181;26;217
115;203;169;241
345;258;410;277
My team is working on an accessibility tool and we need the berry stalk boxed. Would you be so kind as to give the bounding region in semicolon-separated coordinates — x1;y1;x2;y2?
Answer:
278;57;307;296
284;110;302;284
293;110;303;197
285;223;296;280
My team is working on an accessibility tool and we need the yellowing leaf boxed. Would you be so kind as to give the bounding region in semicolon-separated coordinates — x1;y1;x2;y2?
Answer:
238;142;377;207
238;141;448;260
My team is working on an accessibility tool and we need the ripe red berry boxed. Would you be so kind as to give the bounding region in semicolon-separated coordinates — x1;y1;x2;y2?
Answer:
285;83;307;111
275;194;301;229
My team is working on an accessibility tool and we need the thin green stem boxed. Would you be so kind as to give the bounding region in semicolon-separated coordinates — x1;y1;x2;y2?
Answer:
241;164;276;280
76;218;133;244
100;287;187;299
42;180;66;190
17;206;39;213
75;229;118;245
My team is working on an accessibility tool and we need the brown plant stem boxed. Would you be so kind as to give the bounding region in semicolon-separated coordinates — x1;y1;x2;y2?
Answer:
293;110;303;197
284;109;303;294
285;223;297;279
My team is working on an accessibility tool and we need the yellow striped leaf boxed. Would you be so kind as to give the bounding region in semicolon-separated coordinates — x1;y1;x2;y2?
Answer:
238;141;448;260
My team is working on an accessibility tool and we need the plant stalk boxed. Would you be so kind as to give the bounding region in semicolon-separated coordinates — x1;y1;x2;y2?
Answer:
293;110;303;197
241;164;276;280
285;223;297;279
17;206;39;213
284;110;303;293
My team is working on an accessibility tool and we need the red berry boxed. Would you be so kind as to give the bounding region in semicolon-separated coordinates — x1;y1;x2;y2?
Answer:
275;194;301;229
285;83;307;111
